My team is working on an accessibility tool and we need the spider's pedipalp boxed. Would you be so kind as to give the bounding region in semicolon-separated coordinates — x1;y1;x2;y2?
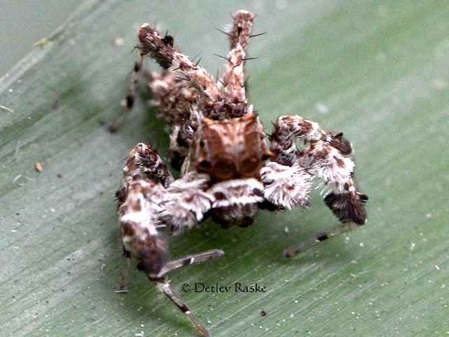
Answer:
207;178;264;227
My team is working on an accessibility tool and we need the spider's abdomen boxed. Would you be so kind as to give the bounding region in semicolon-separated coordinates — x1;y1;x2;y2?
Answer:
206;178;264;228
211;203;258;228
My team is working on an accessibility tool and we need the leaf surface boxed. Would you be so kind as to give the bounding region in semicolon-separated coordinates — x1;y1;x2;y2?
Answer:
1;1;448;336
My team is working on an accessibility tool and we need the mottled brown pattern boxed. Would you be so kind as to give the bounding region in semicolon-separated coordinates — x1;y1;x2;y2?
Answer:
149;72;198;126
328;132;353;155
229;11;255;50
120;222;135;237
134;236;168;275
193;113;270;181
211;203;258;228
324;191;368;225
138;26;174;69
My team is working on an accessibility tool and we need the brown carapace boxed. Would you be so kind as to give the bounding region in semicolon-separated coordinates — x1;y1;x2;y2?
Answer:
194;113;271;182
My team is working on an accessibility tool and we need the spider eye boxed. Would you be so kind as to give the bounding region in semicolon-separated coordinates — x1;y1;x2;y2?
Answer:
240;157;259;174
261;153;271;161
214;159;237;180
197;160;212;171
199;140;205;148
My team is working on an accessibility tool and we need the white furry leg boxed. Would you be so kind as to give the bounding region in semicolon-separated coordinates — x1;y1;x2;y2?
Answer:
297;141;367;224
159;172;213;234
261;161;312;209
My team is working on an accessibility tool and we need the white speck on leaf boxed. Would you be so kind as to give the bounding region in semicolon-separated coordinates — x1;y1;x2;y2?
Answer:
314;103;329;115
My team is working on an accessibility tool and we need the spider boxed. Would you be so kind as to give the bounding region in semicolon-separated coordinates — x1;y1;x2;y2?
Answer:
113;10;368;337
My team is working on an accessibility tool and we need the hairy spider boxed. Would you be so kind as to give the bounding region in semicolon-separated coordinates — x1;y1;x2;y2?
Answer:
113;10;368;336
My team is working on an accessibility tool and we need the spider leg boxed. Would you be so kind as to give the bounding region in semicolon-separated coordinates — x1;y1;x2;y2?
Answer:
296;137;368;225
120;142;174;189
118;143;171;278
267;115;368;256
151;249;224;337
137;24;231;167
137;24;222;110
109;53;144;132
219;10;255;117
153;278;212;337
284;222;359;257
160;171;213;234
147;72;199;170
115;248;133;293
117;144;222;336
157;249;224;277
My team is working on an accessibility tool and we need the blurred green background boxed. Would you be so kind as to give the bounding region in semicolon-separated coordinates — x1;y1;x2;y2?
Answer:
0;0;79;76
1;1;448;336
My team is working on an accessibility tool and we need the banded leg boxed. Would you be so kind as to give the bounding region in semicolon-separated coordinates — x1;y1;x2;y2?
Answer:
118;145;223;335
152;248;223;337
109;53;145;132
121;142;174;188
219;10;255;117
118;143;171;268
284;222;360;257
116;142;171;288
296;140;368;225
118;179;222;336
268;115;368;256
137;24;223;109
149;72;199;170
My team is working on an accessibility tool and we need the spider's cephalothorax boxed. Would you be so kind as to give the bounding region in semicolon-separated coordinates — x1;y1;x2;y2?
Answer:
193;113;271;182
114;10;368;337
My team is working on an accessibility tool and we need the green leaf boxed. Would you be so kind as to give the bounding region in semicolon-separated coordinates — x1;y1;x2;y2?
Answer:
1;1;448;336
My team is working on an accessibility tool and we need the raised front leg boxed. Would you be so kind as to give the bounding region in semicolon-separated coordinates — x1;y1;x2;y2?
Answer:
219;10;255;117
137;24;223;110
